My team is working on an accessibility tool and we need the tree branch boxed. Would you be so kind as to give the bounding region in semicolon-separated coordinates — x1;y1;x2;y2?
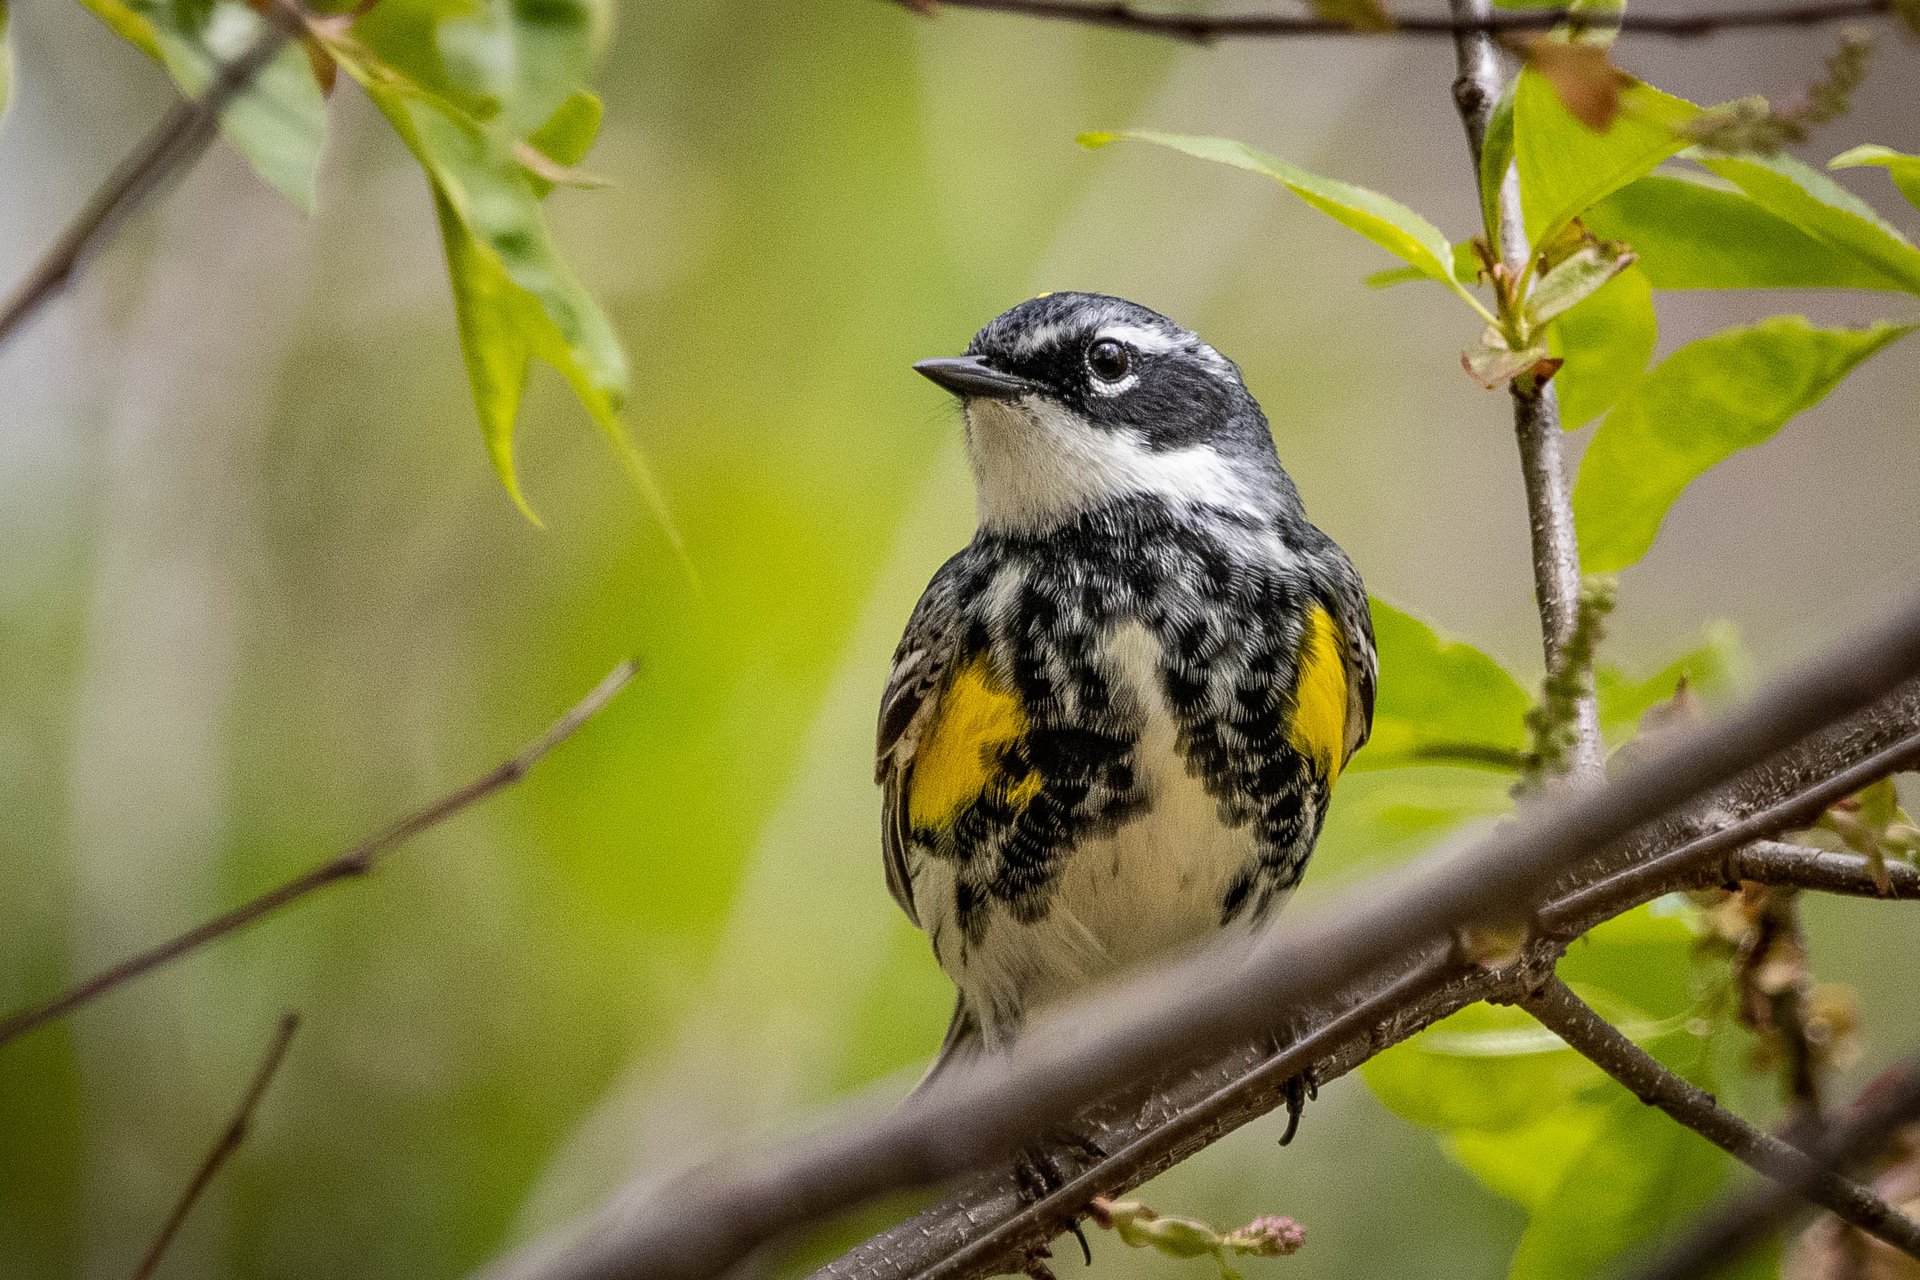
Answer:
1446;0;1604;782
132;1012;301;1280
1734;839;1920;899
783;731;1920;1280
490;593;1920;1280
1519;978;1920;1259
0;659;639;1052
893;0;1902;41
1629;1056;1920;1280
0;13;297;355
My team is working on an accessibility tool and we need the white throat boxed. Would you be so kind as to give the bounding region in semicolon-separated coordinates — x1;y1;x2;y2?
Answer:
964;397;1272;533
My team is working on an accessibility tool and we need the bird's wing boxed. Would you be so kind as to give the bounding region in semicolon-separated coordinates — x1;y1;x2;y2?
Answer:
1327;560;1378;766
876;558;974;928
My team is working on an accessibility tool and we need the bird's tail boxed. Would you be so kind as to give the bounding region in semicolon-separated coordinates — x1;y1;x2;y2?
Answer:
908;996;981;1097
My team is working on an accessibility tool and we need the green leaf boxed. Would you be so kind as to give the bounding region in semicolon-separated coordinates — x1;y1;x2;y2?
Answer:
1594;623;1745;744
437;0;603;136
1558;902;1708;1024
1364;241;1478;289
334;38;673;537
1363;1001;1606;1135
1508;1093;1728;1280
1548;262;1654;430
1514;67;1700;247
353;0;609;139
1700;151;1920;295
1351;599;1530;771
1561;0;1625;46
77;0;327;209
1317;767;1515;871
1574;317;1916;573
1585;172;1911;291
1081;130;1462;293
524;89;604;198
1830;143;1920;213
1526;238;1635;327
1463;325;1552;389
1480;80;1517;254
529;89;603;168
1448;1108;1610;1211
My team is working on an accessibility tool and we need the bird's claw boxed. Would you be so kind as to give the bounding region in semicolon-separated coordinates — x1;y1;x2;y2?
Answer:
1278;1066;1320;1146
1013;1127;1109;1265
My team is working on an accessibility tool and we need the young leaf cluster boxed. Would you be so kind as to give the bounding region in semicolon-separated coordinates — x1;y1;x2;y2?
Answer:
67;0;650;522
1083;53;1920;577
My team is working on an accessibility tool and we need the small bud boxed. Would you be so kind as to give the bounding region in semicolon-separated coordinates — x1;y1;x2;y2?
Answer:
1225;1216;1307;1258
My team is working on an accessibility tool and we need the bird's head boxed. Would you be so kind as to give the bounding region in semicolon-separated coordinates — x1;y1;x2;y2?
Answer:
914;293;1292;533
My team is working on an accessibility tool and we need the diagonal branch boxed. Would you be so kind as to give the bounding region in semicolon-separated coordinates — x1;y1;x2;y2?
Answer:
1630;1056;1920;1280
0;14;296;354
1518;977;1920;1260
483;592;1920;1280
894;0;1902;41
0;659;639;1052
784;741;1920;1280
132;1012;301;1280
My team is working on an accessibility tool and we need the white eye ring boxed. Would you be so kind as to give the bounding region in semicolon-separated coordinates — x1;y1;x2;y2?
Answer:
1085;338;1133;383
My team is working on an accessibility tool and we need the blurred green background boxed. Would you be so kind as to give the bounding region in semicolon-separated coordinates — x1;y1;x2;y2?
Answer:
1;4;1918;1278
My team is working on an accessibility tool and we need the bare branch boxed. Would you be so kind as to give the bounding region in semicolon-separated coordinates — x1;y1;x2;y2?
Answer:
495;595;1920;1280
1630;1057;1920;1280
1519;978;1920;1259
0;15;297;354
892;0;1901;41
1734;839;1920;899
132;1012;301;1280
0;659;640;1051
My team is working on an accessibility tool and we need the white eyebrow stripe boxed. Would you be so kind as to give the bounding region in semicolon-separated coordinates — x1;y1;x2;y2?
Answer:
1007;318;1077;356
1095;323;1188;355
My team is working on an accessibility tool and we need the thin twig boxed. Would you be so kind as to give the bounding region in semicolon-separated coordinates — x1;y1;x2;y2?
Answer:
1541;730;1920;928
1519;978;1920;1259
1446;0;1604;782
894;0;1900;41
1630;1057;1920;1280
1735;839;1920;899
0;13;297;354
0;659;640;1051
131;1012;301;1280
494;594;1920;1280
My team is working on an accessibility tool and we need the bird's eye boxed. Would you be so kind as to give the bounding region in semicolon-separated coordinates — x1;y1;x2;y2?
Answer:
1085;338;1132;382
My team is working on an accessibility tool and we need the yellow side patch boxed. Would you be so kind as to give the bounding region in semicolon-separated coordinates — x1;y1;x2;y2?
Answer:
909;655;1033;828
1290;606;1350;784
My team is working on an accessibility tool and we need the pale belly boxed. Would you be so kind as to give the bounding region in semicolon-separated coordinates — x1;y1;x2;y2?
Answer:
920;623;1259;1045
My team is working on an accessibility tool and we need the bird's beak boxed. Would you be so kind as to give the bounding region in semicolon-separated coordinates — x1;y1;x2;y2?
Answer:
913;356;1038;400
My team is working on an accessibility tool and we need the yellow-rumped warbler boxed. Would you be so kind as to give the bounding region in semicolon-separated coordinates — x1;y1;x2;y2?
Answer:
878;293;1377;1094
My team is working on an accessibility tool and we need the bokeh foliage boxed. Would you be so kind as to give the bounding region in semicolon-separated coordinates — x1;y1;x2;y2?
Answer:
1;2;1919;1280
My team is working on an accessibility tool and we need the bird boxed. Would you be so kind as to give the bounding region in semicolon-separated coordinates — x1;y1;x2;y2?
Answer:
877;292;1376;1137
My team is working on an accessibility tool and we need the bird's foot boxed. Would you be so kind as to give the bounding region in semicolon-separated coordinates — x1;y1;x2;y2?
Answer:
1014;1126;1109;1266
1277;1064;1320;1147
